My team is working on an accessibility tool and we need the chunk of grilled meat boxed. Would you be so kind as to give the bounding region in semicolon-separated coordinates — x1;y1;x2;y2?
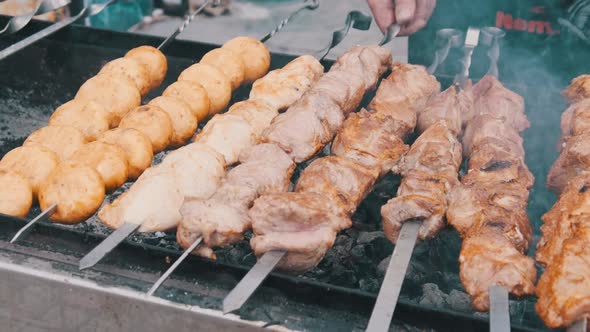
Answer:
178;143;294;259
462;114;525;158
296;156;379;221
536;175;590;266
263;45;392;162
536;225;590;328
249;192;348;274
471;75;529;132
547;132;590;194
369;63;441;120
559;99;590;150
459;228;536;312
249;55;323;111
331;109;408;176
562;74;590;105
382;122;461;242
417;83;474;136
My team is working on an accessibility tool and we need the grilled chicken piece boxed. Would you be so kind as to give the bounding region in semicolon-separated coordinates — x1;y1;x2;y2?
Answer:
332;109;408;176
295;156;379;222
417;83;474;136
330;45;392;91
462;115;525;158
177;144;294;258
264;45;392;162
249;55;323;111
547;132;590;194
562;74;590;104
392;122;462;182
536;226;590;328
536;175;590;266
382;122;461;242
382;173;450;243
227;100;278;137
369;63;440;118
459;228;536;312
249;192;349;274
195;114;257;166
98;143;226;232
471;75;529;132
559;99;590;149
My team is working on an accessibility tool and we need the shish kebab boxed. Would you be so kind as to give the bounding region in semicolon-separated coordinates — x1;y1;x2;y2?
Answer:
366;27;478;332
6;0;320;242
125;14;379;294
222;53;442;312
79;8;374;270
368;28;530;332
536;75;590;331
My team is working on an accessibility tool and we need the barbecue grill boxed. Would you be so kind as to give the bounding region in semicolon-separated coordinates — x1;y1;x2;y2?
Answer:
0;16;565;331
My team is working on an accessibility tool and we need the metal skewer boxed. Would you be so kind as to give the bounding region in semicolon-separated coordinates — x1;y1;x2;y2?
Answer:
568;318;588;332
146;8;371;297
366;27;482;332
9;203;56;243
480;27;505;78
365;220;420;332
222;13;374;314
454;26;480;88
10;1;223;246
78;0;327;273
0;0;71;36
0;0;118;61
427;28;463;75
489;285;510;332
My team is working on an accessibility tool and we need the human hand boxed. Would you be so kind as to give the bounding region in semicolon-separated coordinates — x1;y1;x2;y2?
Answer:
367;0;436;36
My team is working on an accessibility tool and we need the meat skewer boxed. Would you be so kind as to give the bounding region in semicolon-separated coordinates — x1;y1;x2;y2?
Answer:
367;29;481;332
535;75;590;330
222;61;437;314
8;2;318;244
148;19;379;296
79;10;372;272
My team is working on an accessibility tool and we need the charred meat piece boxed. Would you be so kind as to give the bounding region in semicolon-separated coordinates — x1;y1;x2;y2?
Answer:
382;122;461;242
249;192;348;274
547;132;590;194
459;228;536;312
393;122;462;182
536;175;590;266
296;156;379;221
562;74;590;105
559;99;590;149
536;226;590;328
471;75;529;131
369;63;440;116
417;83;474;136
177;143;294;259
331;109;408;176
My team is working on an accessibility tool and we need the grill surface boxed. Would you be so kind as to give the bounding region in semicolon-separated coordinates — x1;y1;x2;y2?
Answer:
0;17;565;331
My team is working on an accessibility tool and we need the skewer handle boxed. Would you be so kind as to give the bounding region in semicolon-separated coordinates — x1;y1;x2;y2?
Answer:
259;0;319;43
157;0;219;50
222;249;286;314
315;10;372;61
480;27;505;78
454;26;480;88
427;28;463;75
489;285;510;332
147;236;203;296
366;220;420;332
10;203;57;244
